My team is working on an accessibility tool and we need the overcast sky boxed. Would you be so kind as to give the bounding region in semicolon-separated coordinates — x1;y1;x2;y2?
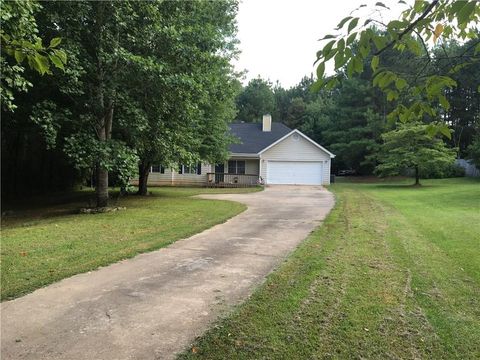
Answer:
233;0;406;88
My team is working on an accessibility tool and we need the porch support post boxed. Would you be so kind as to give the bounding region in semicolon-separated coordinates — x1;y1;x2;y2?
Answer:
259;157;262;183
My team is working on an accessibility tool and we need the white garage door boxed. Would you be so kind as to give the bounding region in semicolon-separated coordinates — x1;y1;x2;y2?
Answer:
267;161;323;185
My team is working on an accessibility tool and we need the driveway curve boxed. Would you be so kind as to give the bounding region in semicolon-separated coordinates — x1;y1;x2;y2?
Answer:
1;185;334;360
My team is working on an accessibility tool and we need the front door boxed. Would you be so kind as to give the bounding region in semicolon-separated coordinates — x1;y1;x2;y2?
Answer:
214;163;224;183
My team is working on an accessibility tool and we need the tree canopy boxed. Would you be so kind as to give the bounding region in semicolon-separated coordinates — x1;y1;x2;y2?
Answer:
314;0;479;137
376;122;456;185
235;77;275;122
1;0;240;205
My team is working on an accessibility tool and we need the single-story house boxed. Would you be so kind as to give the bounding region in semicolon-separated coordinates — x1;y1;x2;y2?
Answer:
141;114;335;186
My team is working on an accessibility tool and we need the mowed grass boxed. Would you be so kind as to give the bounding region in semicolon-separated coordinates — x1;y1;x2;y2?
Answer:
1;187;260;301
180;178;480;359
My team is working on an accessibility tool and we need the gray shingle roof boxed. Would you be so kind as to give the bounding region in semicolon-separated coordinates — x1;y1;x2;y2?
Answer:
229;122;292;154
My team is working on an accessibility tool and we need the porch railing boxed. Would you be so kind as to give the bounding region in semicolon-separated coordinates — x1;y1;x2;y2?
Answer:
206;173;262;187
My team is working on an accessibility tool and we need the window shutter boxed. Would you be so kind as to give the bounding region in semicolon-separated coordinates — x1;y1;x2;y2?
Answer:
178;164;183;174
197;163;202;175
160;166;165;174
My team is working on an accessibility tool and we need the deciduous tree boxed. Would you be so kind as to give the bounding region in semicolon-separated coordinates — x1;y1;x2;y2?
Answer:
314;1;479;136
376;122;456;185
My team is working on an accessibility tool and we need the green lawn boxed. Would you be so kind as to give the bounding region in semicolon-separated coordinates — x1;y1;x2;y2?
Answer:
1;186;260;301
180;178;480;359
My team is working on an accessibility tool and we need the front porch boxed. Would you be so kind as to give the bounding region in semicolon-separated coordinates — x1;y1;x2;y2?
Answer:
206;173;262;187
206;158;262;187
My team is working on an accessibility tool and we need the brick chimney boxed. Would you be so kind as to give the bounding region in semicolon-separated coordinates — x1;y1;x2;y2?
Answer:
262;114;272;132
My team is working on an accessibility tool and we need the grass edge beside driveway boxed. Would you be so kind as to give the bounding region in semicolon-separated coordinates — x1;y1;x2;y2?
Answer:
178;178;480;359
1;187;261;301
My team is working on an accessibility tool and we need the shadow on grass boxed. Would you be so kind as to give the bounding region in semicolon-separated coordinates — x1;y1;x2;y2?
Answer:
371;183;433;189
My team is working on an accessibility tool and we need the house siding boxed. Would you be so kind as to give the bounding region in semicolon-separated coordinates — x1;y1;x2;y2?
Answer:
260;133;332;185
134;163;212;187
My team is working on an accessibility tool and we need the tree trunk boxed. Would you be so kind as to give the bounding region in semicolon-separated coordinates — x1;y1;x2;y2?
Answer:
137;160;151;196
96;164;109;207
94;104;114;207
414;165;420;186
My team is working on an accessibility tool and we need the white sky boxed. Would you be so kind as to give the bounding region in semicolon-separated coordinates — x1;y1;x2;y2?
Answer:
233;0;407;88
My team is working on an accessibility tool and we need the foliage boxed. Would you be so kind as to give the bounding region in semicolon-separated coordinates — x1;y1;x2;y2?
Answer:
4;1;240;204
64;135;138;189
236;77;275;122
115;0;240;195
467;135;480;168
318;77;385;174
376;122;456;184
437;39;480;156
314;1;480;134
0;0;66;111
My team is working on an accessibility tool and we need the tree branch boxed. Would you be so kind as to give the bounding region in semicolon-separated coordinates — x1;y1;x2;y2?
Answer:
375;0;439;56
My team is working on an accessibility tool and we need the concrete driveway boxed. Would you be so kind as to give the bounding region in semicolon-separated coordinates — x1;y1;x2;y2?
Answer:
1;186;334;360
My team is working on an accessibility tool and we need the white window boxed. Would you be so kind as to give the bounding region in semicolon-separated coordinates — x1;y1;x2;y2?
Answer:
151;165;164;173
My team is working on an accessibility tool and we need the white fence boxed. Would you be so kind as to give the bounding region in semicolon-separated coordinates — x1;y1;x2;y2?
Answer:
455;159;480;177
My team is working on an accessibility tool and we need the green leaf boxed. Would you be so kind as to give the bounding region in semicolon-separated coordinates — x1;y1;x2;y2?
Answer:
372;35;386;51
53;49;67;64
319;34;337;41
395;77;407;90
379;72;396;88
371;55;379;72
359;45;370;58
346;60;354;78
322;40;336;57
353;57;363;73
316;62;325;79
348;18;359;34
414;0;424;12
336;16;353;30
49;37;62;48
458;1;476;25
334;52;347;69
324;47;337;61
325;77;338;90
14;50;26;64
387;20;405;30
49;54;65;70
375;2;389;8
386;90;399;101
34;38;43;50
438;94;450;110
310;79;325;92
439;124;452;139
33;54;50;75
347;32;357;45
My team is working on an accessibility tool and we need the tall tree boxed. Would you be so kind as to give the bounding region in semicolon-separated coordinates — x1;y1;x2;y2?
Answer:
435;39;480;156
117;0;239;195
236;77;275;122
31;1;149;207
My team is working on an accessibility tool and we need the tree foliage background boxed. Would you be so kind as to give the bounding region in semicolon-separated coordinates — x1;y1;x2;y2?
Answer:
1;0;240;204
234;1;479;176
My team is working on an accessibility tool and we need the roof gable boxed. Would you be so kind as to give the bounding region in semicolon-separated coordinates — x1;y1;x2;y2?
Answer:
259;129;335;158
